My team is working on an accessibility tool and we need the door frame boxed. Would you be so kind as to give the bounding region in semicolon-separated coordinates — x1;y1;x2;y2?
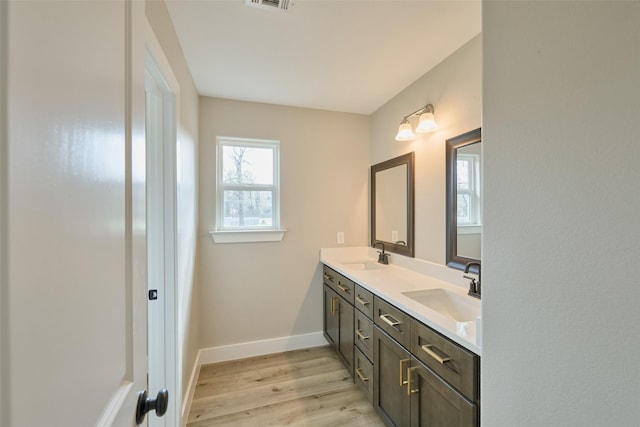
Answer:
0;0;9;423
145;21;180;427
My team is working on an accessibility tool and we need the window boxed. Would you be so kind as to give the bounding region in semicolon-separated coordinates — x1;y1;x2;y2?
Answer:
212;137;284;243
456;154;481;227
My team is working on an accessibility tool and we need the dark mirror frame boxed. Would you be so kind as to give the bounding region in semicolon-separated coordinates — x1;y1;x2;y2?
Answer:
446;128;481;272
371;152;415;258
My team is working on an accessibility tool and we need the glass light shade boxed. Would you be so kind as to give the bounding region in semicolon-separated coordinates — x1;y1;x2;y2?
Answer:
395;121;415;141
416;112;437;133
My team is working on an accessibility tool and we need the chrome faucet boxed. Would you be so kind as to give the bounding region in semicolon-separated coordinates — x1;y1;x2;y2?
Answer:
373;241;389;265
464;262;481;299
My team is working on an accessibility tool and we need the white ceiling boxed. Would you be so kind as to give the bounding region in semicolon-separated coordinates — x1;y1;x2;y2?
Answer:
165;0;481;115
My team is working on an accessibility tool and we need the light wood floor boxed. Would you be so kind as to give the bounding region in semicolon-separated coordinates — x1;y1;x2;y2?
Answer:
187;346;386;426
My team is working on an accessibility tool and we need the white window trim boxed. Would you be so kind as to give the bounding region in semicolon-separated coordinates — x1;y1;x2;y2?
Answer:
212;136;286;243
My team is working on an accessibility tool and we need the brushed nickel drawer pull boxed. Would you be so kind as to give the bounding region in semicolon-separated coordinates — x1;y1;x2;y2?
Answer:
407;367;419;395
323;273;334;282
355;329;369;341
399;359;410;386
337;283;350;293
355;368;369;383
355;295;370;306
421;344;451;364
380;313;401;328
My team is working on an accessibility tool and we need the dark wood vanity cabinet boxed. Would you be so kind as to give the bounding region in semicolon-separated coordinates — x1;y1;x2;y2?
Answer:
322;264;480;426
371;297;479;427
322;266;354;376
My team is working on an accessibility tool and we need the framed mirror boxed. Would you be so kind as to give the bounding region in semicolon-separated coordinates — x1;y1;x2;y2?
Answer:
371;152;414;257
446;128;481;271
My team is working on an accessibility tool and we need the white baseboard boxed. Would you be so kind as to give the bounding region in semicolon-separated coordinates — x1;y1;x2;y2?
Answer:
199;331;327;366
180;331;327;424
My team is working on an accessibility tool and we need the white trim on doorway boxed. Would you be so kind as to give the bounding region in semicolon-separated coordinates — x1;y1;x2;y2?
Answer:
145;19;180;427
0;1;8;424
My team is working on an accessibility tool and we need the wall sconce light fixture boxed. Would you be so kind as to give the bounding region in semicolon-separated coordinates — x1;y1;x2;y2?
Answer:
395;104;437;141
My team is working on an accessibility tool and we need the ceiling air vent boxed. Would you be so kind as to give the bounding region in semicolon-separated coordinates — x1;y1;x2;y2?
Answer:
245;0;295;13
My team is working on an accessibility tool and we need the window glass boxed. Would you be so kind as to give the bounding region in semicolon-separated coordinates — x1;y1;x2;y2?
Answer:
216;137;280;231
222;145;274;185
456;154;480;226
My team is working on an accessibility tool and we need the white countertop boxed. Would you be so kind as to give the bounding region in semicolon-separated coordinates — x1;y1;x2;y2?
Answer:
320;246;482;356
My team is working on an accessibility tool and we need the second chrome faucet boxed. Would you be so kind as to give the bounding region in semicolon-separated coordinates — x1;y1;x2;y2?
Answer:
373;241;389;265
464;262;481;299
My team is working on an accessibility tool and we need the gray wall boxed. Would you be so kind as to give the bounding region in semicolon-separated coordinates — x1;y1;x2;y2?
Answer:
198;97;370;349
483;1;640;425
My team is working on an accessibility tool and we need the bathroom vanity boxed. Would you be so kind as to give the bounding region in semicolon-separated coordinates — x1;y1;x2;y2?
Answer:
321;247;481;427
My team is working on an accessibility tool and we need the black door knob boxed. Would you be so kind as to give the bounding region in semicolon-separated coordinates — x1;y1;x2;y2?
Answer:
136;388;169;425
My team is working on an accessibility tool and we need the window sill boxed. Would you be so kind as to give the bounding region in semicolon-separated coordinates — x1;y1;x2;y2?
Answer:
209;229;287;244
457;225;481;235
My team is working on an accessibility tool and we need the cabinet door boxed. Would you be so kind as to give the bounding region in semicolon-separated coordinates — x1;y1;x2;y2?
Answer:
337;294;354;375
323;284;339;347
409;360;478;427
374;326;411;427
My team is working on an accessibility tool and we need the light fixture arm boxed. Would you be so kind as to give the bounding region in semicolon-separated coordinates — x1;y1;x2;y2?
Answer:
402;104;434;121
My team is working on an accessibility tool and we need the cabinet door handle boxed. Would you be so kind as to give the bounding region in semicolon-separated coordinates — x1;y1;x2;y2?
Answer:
355;295;369;306
407;366;419;396
355;329;369;341
331;297;339;315
399;358;410;386
323;273;334;282
380;313;401;328
355;368;369;383
421;344;451;364
337;283;350;293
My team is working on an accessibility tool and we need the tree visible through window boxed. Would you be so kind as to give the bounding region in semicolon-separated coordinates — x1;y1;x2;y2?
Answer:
217;137;280;230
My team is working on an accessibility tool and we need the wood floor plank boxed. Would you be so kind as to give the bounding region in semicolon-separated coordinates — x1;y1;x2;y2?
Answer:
194;354;343;399
189;387;384;427
189;367;352;420
187;345;385;426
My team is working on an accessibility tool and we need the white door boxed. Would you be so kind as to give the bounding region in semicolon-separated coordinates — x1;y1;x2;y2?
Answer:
2;1;150;426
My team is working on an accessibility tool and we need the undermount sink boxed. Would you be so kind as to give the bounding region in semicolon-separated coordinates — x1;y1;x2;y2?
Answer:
402;288;480;322
340;260;385;271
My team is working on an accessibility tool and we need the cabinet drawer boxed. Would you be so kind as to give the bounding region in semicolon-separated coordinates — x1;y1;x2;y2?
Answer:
354;347;373;404
354;309;373;360
374;296;411;348
354;284;373;319
322;265;354;304
322;265;338;287
411;319;479;402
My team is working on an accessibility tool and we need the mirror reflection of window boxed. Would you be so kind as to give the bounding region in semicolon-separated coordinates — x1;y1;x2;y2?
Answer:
456;154;480;226
446;128;481;270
